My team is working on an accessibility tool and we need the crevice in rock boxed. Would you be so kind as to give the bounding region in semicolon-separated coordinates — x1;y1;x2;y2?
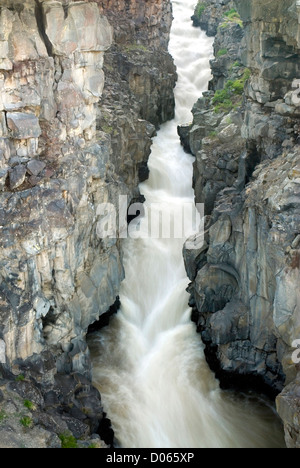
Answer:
87;297;121;334
41;306;56;339
34;0;54;58
234;144;261;191
62;1;69;20
244;143;261;185
96;412;115;448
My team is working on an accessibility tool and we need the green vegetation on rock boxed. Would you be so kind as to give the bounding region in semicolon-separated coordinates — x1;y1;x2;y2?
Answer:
220;8;243;29
15;374;25;382
213;68;250;113
23;400;36;411
195;2;207;20
122;43;149;53
20;416;33;428
217;48;228;58
59;432;78;449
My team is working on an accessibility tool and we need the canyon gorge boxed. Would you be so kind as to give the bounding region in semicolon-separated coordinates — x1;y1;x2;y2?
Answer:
0;0;298;449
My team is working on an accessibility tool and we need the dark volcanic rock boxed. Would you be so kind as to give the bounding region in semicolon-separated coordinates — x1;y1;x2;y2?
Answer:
9;165;27;190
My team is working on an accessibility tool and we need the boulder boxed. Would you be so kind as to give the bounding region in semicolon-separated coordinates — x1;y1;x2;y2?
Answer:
9;164;26;190
26;160;46;176
7;113;41;140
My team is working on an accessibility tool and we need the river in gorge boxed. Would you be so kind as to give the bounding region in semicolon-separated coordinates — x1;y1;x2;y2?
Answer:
88;0;286;448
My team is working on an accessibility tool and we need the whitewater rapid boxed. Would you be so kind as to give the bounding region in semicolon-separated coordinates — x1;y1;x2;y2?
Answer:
89;0;285;448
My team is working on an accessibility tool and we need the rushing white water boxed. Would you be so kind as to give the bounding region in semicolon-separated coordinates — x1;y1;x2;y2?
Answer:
89;0;285;448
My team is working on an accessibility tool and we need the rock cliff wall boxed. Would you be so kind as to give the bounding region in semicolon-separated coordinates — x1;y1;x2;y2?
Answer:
181;0;300;447
0;0;176;447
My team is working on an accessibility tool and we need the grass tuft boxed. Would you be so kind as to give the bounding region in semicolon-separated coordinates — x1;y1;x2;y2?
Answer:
217;48;228;58
20;416;33;428
59;432;78;449
23;400;36;411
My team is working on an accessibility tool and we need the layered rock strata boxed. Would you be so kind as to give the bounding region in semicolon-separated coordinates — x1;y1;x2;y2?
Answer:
181;0;300;447
0;0;176;448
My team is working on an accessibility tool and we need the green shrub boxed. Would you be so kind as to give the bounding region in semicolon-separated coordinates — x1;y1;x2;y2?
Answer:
23;400;36;411
214;99;234;114
217;48;228;58
243;68;251;80
59;432;78;449
228;68;251;94
220;8;243;28
16;374;25;382
224;8;240;19
212;68;250;113
213;88;231;105
20;416;33;428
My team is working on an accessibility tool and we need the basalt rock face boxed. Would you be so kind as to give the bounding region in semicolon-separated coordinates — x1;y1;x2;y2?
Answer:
97;0;173;50
181;0;300;447
0;0;176;447
94;0;176;189
191;0;232;37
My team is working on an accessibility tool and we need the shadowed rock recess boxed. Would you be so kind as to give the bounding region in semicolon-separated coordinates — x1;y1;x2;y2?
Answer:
0;0;176;448
180;0;300;448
